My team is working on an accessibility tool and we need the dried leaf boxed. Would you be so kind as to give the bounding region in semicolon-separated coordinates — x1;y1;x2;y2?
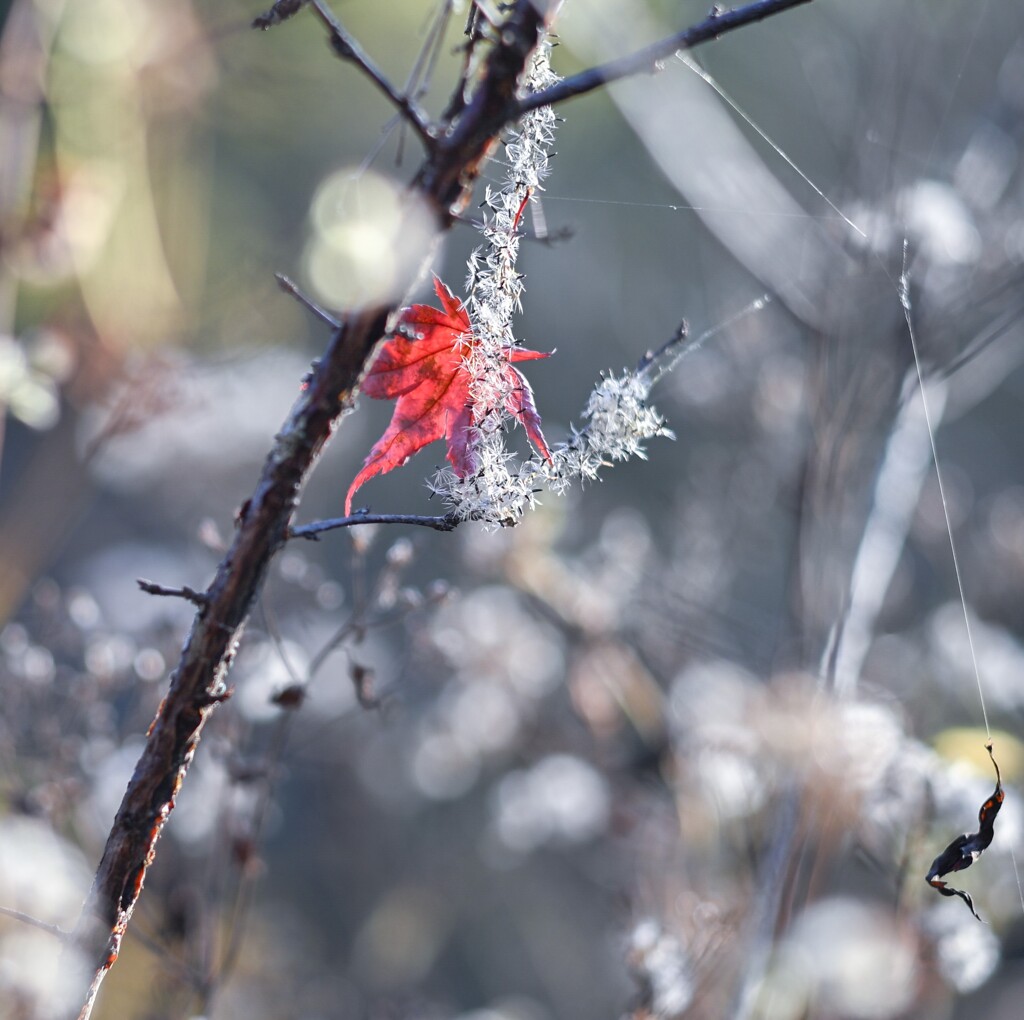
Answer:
925;741;1004;921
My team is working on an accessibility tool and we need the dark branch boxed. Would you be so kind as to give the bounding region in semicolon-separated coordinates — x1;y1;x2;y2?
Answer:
252;0;308;29
515;0;814;117
635;321;689;378
136;579;209;607
308;0;436;149
291;511;460;539
72;7;554;1012
275;274;341;329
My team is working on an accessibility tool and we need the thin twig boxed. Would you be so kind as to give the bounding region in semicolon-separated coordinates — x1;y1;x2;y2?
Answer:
395;0;454;164
636;293;771;389
291;512;460;539
137;579;209;607
0;904;69;940
515;0;814;117
275;275;341;329
635;321;688;379
439;0;489;125
307;0;435;149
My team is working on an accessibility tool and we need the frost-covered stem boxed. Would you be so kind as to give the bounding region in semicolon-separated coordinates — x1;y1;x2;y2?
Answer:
434;41;563;523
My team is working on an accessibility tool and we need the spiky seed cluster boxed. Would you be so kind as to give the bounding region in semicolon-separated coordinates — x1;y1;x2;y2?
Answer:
545;375;675;496
433;40;671;524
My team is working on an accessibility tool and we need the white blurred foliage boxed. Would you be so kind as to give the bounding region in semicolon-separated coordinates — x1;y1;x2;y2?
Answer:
234;637;311;723
0;816;90;923
766;899;917;1020
668;657;941;877
11;642;56;687
411;730;481;801
452;999;548;1020
626;919;694;1018
954;123;1017;212
411;587;566;801
490;754;610;853
923;902;1001;993
828;700;904;793
669;659;759;746
0;334;63;429
304;168;436;309
899;180;982;266
928;603;1024;710
79;735;144;841
84;350;311;494
351;885;448;989
430;586;565;697
0;820;89;1017
696;746;767;821
0;928;88;1020
170;754;237;847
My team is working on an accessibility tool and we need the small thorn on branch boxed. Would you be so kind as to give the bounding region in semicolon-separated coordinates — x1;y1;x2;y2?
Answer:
137;579;209;606
275;274;342;329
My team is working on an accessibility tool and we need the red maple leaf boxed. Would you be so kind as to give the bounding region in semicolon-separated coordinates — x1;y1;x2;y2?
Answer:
345;276;552;514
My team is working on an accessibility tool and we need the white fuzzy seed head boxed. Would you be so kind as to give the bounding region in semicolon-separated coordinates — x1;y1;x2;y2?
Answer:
434;38;672;525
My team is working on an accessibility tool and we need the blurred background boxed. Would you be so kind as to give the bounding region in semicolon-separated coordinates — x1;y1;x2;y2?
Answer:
3;0;1024;1017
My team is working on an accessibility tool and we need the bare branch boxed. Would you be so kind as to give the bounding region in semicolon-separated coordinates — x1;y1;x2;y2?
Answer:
307;0;436;150
275;274;341;329
515;0;814;117
136;579;209;607
0;904;69;941
291;511;460;539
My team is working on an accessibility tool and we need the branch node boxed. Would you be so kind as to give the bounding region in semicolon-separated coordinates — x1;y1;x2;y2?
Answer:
199;684;234;707
136;579;209;607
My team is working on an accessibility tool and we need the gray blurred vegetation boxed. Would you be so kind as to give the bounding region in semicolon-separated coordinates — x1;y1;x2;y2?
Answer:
3;0;1024;1018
